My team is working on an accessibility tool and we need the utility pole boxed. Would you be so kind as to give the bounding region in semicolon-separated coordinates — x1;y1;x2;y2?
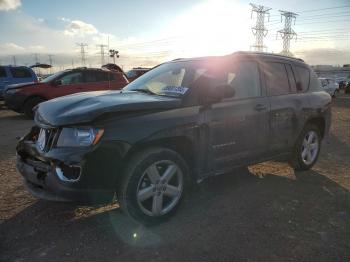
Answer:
97;44;108;66
278;10;298;56
48;54;54;73
76;43;88;67
12;55;17;66
250;3;271;52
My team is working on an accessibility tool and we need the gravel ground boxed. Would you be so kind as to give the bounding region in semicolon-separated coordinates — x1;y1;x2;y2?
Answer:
0;95;349;262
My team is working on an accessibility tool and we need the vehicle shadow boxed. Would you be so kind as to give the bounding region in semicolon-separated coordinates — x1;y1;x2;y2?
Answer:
1;168;349;262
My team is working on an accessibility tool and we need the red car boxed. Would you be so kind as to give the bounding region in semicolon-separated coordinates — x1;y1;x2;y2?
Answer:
4;68;129;118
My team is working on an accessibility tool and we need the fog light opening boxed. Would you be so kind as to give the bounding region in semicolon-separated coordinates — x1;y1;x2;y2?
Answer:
55;164;81;182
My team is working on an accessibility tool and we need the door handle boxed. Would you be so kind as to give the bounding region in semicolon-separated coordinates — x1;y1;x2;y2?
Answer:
254;104;267;111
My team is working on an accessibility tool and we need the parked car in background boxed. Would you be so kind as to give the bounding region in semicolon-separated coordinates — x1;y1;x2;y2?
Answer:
0;66;38;99
16;52;331;224
4;67;129;118
319;77;339;97
126;67;151;82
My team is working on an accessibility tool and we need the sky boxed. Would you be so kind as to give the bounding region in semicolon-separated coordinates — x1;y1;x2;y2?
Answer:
0;0;349;71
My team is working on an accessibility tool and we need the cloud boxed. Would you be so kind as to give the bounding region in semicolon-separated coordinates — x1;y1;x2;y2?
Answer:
295;48;350;65
0;0;21;11
64;20;98;36
0;42;25;53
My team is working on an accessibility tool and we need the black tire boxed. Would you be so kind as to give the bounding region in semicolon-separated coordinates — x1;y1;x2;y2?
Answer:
24;97;45;119
289;124;322;171
117;147;190;225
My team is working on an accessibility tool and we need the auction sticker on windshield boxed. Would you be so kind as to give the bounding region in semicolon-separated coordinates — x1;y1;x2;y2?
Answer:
161;86;189;95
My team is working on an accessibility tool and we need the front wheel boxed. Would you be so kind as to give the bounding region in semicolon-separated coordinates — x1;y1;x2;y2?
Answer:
117;148;189;224
290;124;321;171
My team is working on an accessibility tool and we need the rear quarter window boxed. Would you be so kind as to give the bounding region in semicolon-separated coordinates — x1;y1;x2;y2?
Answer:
0;67;7;78
295;66;310;92
10;67;32;78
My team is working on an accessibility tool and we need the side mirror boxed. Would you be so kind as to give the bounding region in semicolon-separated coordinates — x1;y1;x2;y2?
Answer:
52;79;62;86
203;84;234;104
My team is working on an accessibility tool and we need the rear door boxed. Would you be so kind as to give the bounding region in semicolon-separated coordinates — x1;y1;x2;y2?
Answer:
83;70;110;92
0;66;10;95
263;61;306;154
207;60;270;171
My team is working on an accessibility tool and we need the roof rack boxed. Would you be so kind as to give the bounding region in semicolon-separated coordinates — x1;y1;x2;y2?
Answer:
233;51;304;62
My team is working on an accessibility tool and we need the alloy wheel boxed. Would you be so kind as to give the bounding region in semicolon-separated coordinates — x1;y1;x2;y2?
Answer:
301;130;319;165
136;160;183;217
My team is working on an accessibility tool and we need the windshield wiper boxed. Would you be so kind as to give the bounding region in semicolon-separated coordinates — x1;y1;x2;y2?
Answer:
133;89;155;95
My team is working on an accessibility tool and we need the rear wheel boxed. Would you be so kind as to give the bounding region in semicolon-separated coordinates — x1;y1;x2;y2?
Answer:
117;147;189;225
290;124;321;171
24;97;45;119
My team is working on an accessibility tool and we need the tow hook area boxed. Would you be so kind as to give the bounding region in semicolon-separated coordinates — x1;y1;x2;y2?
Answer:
55;163;82;182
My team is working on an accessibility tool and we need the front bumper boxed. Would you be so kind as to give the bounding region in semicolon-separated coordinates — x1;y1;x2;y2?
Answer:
16;128;129;203
3;92;27;112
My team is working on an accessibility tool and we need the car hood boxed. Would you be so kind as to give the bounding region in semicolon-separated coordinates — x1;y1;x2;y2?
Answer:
36;90;182;126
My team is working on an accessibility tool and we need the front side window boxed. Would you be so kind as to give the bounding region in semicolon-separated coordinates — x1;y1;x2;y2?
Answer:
60;72;83;85
226;61;261;99
264;62;290;96
10;67;32;78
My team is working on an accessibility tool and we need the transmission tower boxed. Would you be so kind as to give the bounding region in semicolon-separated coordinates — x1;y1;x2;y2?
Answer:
97;44;108;66
32;53;40;65
77;43;88;66
12;55;16;66
278;10;298;56
250;3;271;52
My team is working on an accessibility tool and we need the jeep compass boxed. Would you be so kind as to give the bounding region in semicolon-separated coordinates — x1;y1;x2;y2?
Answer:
16;52;331;224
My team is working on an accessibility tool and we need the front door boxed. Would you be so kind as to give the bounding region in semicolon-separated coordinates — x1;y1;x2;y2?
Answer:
206;60;270;171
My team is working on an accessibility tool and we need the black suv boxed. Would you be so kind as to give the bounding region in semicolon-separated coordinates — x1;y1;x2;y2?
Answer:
17;52;331;224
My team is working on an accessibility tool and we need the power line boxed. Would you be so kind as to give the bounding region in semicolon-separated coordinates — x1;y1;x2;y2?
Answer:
297;5;350;13
250;3;271;52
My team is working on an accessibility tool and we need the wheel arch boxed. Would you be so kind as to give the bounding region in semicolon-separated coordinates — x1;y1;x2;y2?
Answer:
122;136;196;179
305;116;326;138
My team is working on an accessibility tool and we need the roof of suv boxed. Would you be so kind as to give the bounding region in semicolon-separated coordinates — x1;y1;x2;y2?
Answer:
171;51;306;65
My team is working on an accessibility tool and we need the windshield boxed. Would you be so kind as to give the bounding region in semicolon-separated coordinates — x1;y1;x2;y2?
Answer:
41;71;66;83
123;61;224;97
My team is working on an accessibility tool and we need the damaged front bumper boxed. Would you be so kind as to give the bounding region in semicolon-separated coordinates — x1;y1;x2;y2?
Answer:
16;126;127;203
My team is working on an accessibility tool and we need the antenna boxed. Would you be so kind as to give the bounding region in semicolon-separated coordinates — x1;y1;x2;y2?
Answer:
76;43;88;66
250;3;271;52
278;10;298;56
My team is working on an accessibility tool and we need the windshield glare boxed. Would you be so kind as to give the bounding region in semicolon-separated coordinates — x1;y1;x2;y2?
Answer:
123;61;222;97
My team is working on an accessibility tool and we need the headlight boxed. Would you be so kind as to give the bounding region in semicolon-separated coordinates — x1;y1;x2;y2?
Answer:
56;127;104;147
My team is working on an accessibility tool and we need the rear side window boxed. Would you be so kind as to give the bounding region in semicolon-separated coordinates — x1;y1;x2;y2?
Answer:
10;67;32;78
85;71;97;82
0;67;7;77
264;62;290;96
95;71;110;82
227;61;261;99
295;66;310;92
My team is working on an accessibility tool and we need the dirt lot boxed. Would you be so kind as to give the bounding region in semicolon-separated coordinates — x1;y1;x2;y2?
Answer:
0;95;349;262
